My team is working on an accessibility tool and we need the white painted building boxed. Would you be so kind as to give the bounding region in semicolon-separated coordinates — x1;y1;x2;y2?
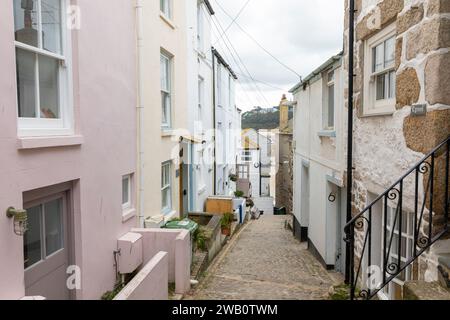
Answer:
290;52;347;272
241;129;274;198
213;48;241;196
185;0;215;212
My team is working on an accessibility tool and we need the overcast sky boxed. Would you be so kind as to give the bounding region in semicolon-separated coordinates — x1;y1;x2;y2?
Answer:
210;0;345;111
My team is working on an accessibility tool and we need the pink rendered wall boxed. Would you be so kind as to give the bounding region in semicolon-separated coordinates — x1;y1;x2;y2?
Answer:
132;229;192;294
0;0;137;300
114;252;169;301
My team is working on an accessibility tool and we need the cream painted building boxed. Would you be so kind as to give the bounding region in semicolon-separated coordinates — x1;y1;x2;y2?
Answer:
137;0;190;223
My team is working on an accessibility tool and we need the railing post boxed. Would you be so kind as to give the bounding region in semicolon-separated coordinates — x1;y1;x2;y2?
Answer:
345;0;355;289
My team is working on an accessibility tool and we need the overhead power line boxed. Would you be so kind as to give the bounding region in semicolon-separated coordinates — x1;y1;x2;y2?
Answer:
202;5;272;107
213;0;302;81
213;0;251;46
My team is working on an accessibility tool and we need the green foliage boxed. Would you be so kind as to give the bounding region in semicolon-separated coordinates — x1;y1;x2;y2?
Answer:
193;226;211;252
234;190;244;198
242;107;293;130
101;283;125;300
329;284;360;300
220;212;234;228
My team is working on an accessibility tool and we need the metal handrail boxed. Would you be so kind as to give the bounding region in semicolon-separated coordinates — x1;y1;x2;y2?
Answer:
345;135;450;300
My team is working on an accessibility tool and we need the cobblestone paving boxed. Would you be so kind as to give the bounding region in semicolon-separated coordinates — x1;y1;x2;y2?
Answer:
187;215;342;300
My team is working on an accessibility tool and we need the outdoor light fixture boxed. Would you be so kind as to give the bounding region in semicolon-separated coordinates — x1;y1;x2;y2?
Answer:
6;207;28;236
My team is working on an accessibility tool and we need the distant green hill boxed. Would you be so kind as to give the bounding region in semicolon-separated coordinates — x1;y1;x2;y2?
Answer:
242;107;292;130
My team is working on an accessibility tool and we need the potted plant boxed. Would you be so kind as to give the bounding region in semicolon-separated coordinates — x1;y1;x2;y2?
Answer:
229;173;238;182
234;190;244;198
220;212;234;236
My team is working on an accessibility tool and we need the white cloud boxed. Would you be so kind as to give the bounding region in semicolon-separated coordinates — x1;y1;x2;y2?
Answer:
211;0;345;111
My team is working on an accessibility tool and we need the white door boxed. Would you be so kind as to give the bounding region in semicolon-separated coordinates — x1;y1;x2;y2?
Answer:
24;193;70;300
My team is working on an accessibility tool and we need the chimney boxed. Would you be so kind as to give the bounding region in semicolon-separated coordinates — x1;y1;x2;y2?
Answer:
279;94;289;133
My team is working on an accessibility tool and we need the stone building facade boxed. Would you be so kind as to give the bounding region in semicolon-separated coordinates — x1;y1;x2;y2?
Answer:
344;0;450;299
276;97;294;216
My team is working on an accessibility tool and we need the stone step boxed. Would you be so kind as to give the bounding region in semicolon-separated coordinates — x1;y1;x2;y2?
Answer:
404;281;450;300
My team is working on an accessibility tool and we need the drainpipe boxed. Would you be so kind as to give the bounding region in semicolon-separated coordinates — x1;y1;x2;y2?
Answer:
345;0;355;285
212;48;217;195
136;0;145;227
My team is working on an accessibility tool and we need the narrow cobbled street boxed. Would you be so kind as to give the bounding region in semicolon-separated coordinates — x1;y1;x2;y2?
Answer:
186;215;342;300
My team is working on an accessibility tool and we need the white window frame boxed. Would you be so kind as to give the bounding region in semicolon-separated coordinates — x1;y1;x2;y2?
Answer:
161;161;172;214
14;0;74;137
241;150;252;162
197;1;204;53
160;0;172;19
363;23;396;116
198;76;204;122
323;69;335;130
160;52;172;128
378;204;414;300
122;174;132;211
217;64;223;108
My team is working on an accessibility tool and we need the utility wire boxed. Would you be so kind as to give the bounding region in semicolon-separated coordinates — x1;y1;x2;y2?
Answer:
213;0;302;81
234;72;287;91
213;0;251;46
202;5;272;107
207;7;272;107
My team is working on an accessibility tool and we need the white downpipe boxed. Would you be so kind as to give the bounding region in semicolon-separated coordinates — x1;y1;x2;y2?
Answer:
136;0;145;227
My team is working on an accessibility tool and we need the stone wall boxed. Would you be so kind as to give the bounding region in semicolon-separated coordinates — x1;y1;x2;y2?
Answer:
344;0;450;285
276;133;294;215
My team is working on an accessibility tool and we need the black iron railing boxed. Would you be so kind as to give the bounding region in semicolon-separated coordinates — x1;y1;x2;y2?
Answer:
344;135;450;300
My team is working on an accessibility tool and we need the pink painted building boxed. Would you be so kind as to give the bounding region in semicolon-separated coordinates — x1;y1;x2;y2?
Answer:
0;0;138;299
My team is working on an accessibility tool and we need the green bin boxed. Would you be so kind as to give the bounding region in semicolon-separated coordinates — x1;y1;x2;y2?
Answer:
274;207;287;215
163;219;198;234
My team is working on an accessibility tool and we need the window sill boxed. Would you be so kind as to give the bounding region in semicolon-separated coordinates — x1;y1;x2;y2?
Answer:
163;210;178;222
17;135;84;150
122;208;137;223
360;110;395;118
317;130;336;138
159;13;175;29
161;129;174;137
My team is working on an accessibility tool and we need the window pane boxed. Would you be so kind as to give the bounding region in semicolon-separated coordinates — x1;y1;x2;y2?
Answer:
374;43;384;72
161;92;170;125
389;70;396;99
122;176;130;205
24;205;42;268
328;84;335;128
41;0;62;54
14;0;39;47
44;198;63;256
162;189;168;209
161;0;171;17
376;73;385;100
39;55;59;118
16;48;37;118
160;56;169;91
384;36;395;69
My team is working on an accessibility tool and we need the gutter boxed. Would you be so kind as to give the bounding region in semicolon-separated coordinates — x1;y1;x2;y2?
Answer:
203;0;215;15
289;52;343;94
136;0;145;227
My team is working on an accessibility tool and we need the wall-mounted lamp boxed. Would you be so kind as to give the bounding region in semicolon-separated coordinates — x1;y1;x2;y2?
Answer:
6;207;28;236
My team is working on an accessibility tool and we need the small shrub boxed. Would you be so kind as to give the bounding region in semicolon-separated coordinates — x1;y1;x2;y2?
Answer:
220;212;234;228
234;190;244;198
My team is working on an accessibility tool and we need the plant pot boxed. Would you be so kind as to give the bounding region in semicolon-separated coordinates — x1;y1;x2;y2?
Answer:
221;226;231;236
